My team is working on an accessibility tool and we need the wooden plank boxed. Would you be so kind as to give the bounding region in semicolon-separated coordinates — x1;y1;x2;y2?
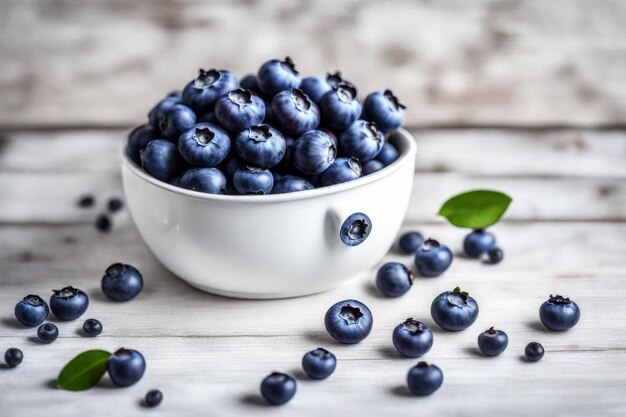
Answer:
1;0;626;128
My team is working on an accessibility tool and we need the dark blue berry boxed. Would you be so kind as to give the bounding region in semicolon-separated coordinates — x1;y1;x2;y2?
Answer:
338;120;385;163
339;213;372;247
431;287;479;331
271;88;321;137
301;348;337;380
363;90;405;133
77;195;95;208
375;142;400;166
463;229;496;258
398;231;424;254
392;319;433;358
299;72;346;104
178;123;231;167
234;125;286;169
272;175;314;194
4;348;23;368
50;286;89;321
214;89;265;132
233;166;274;195
101;263;144;302
182;69;237;113
148;96;181;130
141;139;184;182
414;238;453;277
525;342;544;362
107;348;146;387
260;372;297;405
144;389;163;407
107;198;124;213
291;130;336;175
375;262;413;297
180;168;227;194
159;104;197;142
83;319;103;337
324;299;373;344
362;160;384;175
539;295;580;331
239;74;260;94
257;57;301;97
14;294;49;327
320;157;361;186
487;247;504;264
406;362;443;396
319;82;361;130
95;214;111;233
477;327;508;356
37;323;59;343
127;125;161;165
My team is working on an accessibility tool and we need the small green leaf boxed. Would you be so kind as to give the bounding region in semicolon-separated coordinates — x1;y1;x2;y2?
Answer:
56;350;111;391
438;190;512;229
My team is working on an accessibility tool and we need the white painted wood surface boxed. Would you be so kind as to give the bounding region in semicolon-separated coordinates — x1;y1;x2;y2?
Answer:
1;128;625;416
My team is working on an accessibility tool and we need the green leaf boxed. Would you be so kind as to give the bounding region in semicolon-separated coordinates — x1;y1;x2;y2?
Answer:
438;190;512;229
56;350;111;391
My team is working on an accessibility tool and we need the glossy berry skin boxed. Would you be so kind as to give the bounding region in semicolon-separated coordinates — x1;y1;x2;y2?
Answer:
14;294;49;327
37;323;59;343
234;125;286;169
272;89;321;136
214;89;265;132
291;130;337;175
414;238;453;277
148;96;181;129
257;57;301;97
363;90;406;133
393;319;434;358
525;342;544;362
339;120;385;162
431;287;479;331
182;69;237;113
83;319;103;336
376;262;413;298
127;125;161;165
159;104;197;142
145;390;163;408
487;247;504;264
320;157;361;186
180;168;226;194
299;72;345;104
260;372;297;405
324;299;373;344
107;348;146;387
375;142;399;166
398;231;424;254
101;263;143;301
233;166;274;195
50;286;89;321
239;74;260;93
406;362;443;396
301;348;337;380
477;327;508;356
5;348;23;368
463;229;496;258
178;123;231;167
362;159;384;175
141;139;184;182
539;295;580;331
272;175;314;194
319;83;362;130
339;213;372;246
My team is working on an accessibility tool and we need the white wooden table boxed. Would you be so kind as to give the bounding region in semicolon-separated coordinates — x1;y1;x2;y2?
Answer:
1;128;625;416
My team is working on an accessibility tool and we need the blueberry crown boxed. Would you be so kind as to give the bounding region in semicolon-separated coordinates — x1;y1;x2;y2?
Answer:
105;263;124;277
383;89;406;110
311;347;331;357
23;294;45;306
193;127;216;146
326;71;343;89
194;68;220;89
548;294;571;305
228;89;253;106
52;286;79;299
347;157;362;175
402;318;426;334
291;88;312;111
280;56;298;75
248;125;272;142
334;82;357;103
347;219;368;241
339;304;363;324
363;122;383;143
422;238;440;251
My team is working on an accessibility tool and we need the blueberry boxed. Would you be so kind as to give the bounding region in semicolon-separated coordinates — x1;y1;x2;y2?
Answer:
221;157;243;181
159;104;197;142
362;160;384;175
94;214;111;233
83;319;103;336
180;168;227;194
539;294;580;331
182;68;237;113
178;123;231;167
144;389;163;408
214;89;266;132
233;165;274;195
260;372;297;405
301;347;337;380
525;342;544;362
257;57;301;97
272;88;321;136
319;82;362;130
324;299;373;344
148;96;181;129
299;72;346;104
477;327;508;356
339;213;372;246
77;194;95;208
363;90;406;133
273;136;295;173
101;263;144;302
339;120;385;163
272;175;314;194
234;125;286;169
107;348;146;387
50;286;89;321
487;247;504;264
4;348;23;368
291;130;336;175
393;319;434;358
406;362;443;396
141;139;184;182
37;323;59;343
376;262;413;297
320;157;361;187
414;238;453;277
14;295;49;327
197;110;217;124
127;125;161;165
463;229;496;258
107;198;124;213
398;231;424;254
239;74;260;94
375;142;399;166
431;287;479;331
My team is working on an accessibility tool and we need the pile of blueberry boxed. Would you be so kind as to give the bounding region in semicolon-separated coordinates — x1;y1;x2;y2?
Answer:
127;57;406;195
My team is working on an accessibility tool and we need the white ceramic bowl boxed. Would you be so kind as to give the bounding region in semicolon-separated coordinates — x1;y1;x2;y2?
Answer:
121;128;417;299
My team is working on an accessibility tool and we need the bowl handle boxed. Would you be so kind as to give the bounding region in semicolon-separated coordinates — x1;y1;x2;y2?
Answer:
339;212;372;246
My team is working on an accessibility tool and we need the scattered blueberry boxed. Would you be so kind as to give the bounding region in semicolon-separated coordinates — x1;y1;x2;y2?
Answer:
36;323;59;343
362;159;384;175
324;299;373;344
144;389;163;408
375;142;399;166
94;214;112;233
14;294;49;327
50;286;89;321
291;130;337;175
234;125;286;169
141;139;184;182
126;125;161;165
260;372;297;405
363;90;406;133
83;319;103;337
339;213;372;246
77;194;95;209
214;89;266;132
463;229;496;258
414;238;453;277
406;362;443;396
319;82;361;130
159;104;197;142
272;175;314;194
180;168;227;194
431;287;479;331
487;247;504;264
182;68;237;113
398;231;424;254
301;348;337;380
178;123;231;167
320;157;362;186
338;119;384;162
101;263;144;302
392;319;434;358
299;72;346;104
148;95;181;129
375;262;413;297
271;88;320;136
107;348;146;387
233;165;274;195
539;294;580;331
524;342;544;362
4;348;23;368
107;198;124;213
477;327;508;356
257;57;301;97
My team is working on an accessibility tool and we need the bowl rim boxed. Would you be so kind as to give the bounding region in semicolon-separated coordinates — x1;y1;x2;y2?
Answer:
121;127;417;203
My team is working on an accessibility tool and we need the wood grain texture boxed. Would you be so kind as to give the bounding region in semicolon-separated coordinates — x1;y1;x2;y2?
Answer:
1;0;626;128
